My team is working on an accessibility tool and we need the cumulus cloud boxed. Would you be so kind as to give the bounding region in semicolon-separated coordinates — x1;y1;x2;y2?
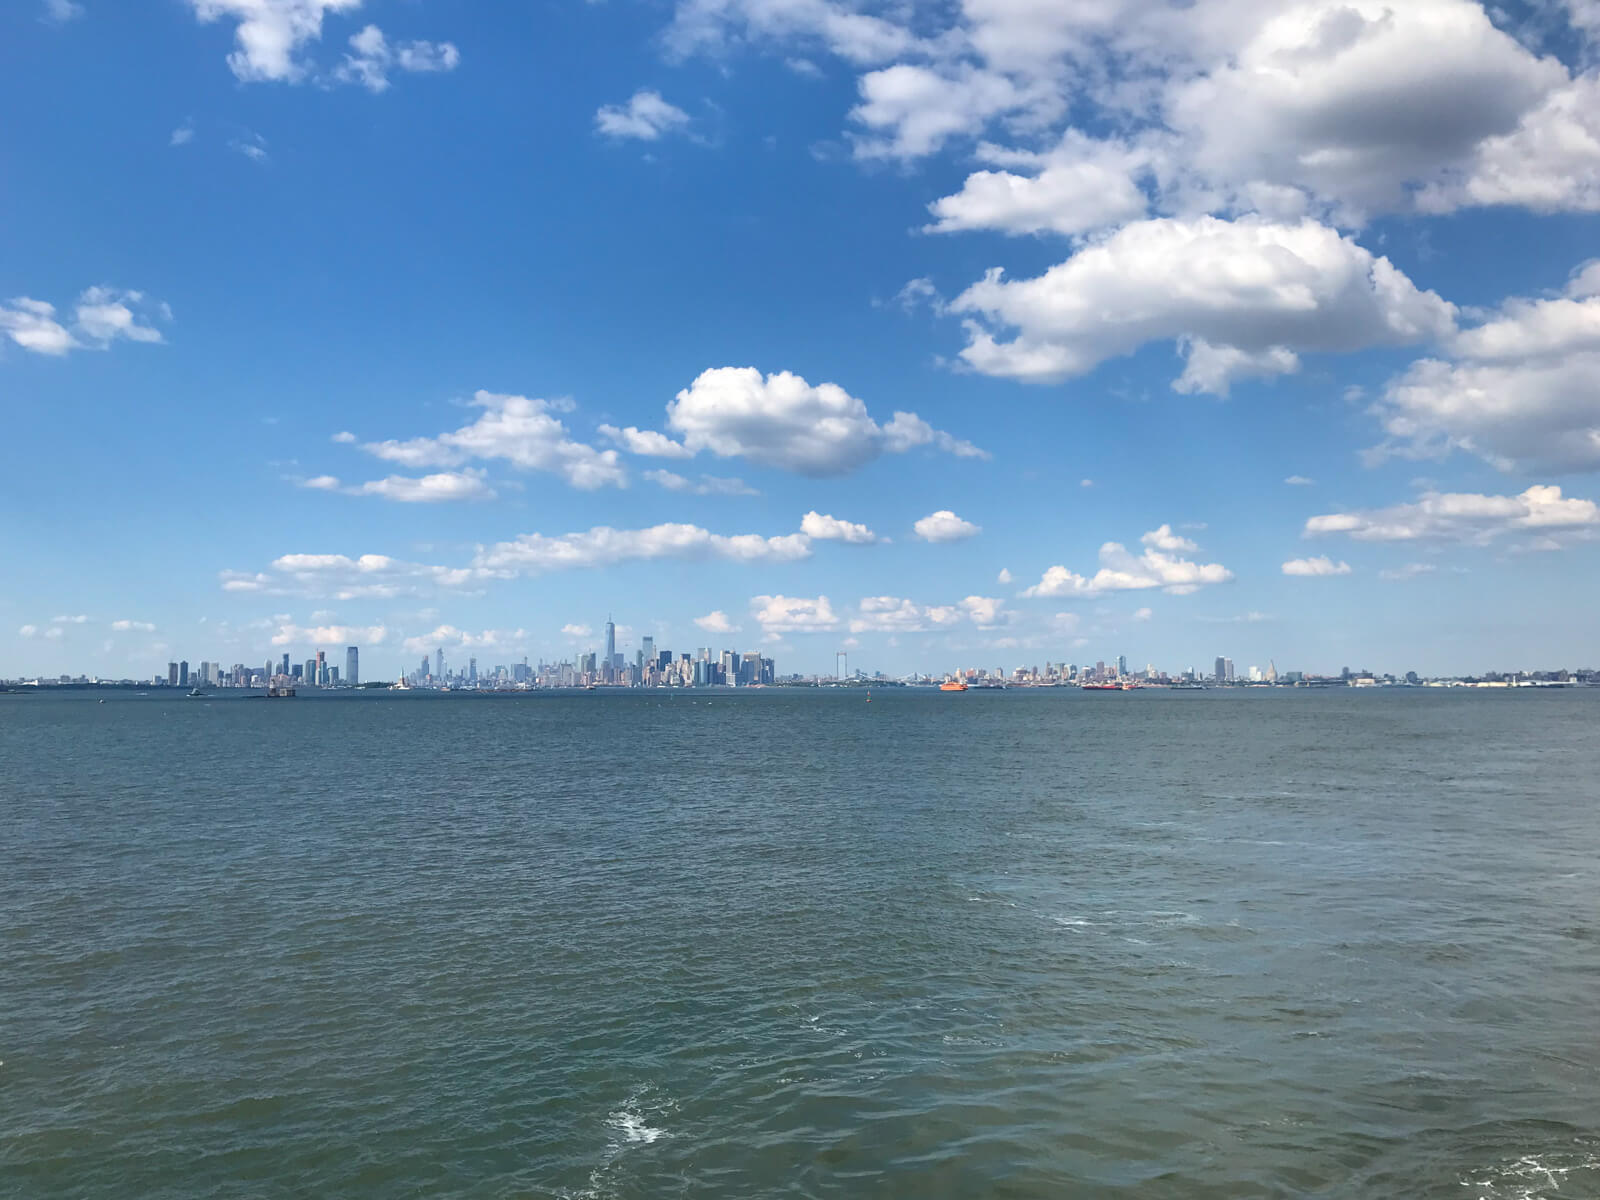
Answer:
334;24;459;93
913;510;981;542
111;620;158;633
1282;555;1353;576
18;625;38;637
42;0;84;22
694;610;741;633
595;90;691;140
1305;485;1600;544
361;391;625;490
925;132;1150;236
1132;607;1152;621
659;367;984;476
331;430;357;444
951;216;1455;392
1022;527;1234;597
270;621;387;647
600;424;694;458
1141;524;1199;553
1371;278;1600;472
1;287;169;356
997;567;1013;584
561;623;593;639
1285;475;1315;486
750;594;839;633
221;553;479;601
800;510;880;543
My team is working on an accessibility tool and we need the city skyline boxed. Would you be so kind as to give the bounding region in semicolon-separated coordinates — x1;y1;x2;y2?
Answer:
6;2;1600;677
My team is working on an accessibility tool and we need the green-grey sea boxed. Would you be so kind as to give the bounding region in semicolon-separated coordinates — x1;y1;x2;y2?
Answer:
3;688;1598;1198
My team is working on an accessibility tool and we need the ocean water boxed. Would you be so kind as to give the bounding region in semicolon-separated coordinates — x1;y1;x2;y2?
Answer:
3;687;1598;1198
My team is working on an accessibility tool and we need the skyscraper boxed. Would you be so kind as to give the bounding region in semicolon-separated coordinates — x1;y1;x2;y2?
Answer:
1214;656;1227;684
305;658;317;687
604;618;616;678
179;661;189;687
281;652;290;678
167;662;178;687
345;646;359;687
316;649;326;687
435;648;444;680
1117;654;1128;677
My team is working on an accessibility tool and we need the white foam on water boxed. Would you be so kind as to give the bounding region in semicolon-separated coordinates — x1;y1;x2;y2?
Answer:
607;1109;667;1145
1461;1150;1600;1198
1053;917;1095;928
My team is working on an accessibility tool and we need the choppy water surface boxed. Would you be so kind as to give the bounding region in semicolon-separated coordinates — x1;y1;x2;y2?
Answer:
3;688;1598;1198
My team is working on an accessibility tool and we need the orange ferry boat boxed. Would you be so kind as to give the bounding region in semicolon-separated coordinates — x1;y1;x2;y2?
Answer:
939;680;968;692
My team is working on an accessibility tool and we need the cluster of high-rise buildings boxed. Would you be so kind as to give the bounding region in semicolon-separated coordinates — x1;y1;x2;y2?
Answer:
155;646;360;690
397;619;775;690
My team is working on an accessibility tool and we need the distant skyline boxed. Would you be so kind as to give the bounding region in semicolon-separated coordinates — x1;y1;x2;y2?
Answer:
6;1;1600;677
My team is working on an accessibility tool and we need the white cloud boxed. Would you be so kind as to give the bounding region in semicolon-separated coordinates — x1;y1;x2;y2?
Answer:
331;430;357;443
926;133;1150;236
42;0;83;23
361;391;625;490
473;523;813;576
997;567;1013;584
665;0;912;66
595;90;691;140
750;594;840;633
353;471;495;503
334;24;459;92
51;614;89;624
561;623;593;639
662;367;984;476
694;610;742;634
222;554;479;601
400;625;525;656
641;469;759;496
913;510;981;542
1022;527;1234;596
1305;485;1600;544
1282;555;1352;576
1;287;168;356
1080;478;1093;488
1371;281;1600;472
951;216;1455;392
800;510;880;543
1284;475;1315;486
43;627;64;641
1141;524;1198;553
189;0;361;82
1132;607;1152;621
600;424;694;458
170;123;195;147
847;594;1009;634
18;625;38;638
270;621;387;647
301;475;342;491
110;620;157;633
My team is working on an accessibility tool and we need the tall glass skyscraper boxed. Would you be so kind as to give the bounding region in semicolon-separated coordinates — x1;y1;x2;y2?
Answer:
345;646;359;687
604;619;616;673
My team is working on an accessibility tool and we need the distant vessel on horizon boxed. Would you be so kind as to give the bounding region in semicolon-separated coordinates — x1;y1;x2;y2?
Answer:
187;687;207;698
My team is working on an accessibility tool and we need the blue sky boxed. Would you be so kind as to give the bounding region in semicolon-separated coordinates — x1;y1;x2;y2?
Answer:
5;0;1600;679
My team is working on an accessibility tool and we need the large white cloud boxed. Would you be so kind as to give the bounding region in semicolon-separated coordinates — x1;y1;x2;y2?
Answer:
1021;526;1234;596
361;391;626;490
647;367;984;476
1371;273;1600;472
1304;485;1600;544
950;215;1456;391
